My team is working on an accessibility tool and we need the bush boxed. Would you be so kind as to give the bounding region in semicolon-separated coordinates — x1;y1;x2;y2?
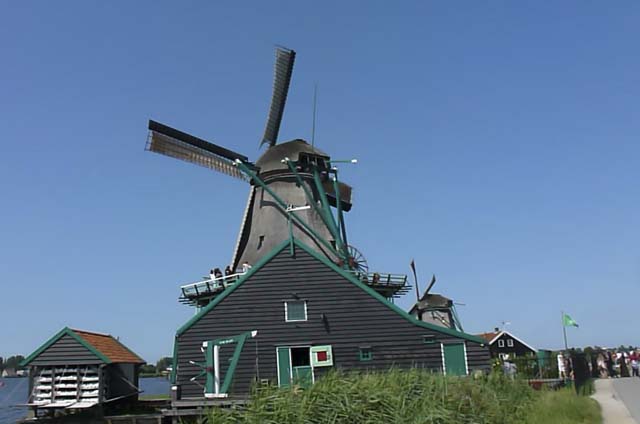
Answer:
190;370;600;424
199;369;538;424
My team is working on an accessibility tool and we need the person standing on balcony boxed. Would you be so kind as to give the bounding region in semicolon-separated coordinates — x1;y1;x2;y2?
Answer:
213;268;223;279
225;266;233;276
242;261;252;273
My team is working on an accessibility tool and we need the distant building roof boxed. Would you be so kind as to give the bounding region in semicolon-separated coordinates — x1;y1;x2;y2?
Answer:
477;331;499;343
475;329;537;353
21;327;145;367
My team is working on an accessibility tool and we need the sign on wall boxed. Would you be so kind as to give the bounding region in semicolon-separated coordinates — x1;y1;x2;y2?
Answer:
310;345;333;367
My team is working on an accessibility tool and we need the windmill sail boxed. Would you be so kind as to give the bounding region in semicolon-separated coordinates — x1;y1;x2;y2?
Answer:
261;47;296;147
147;120;255;181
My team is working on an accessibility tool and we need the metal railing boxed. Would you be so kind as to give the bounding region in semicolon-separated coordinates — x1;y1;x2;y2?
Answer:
180;272;247;299
349;271;410;298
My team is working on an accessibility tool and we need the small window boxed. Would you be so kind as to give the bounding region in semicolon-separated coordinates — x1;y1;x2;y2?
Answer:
507;339;514;347
257;235;265;250
285;300;307;322
498;340;505;348
422;335;436;344
359;347;373;361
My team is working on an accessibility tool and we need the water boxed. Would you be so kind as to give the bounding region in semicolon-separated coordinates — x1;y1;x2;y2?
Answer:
0;377;170;424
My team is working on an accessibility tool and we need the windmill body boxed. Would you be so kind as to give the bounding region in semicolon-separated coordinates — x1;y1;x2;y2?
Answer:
231;139;340;270
146;47;407;307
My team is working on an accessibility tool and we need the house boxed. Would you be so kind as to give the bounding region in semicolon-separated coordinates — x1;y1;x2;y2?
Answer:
20;327;145;415
1;368;17;378
477;328;536;359
171;239;492;400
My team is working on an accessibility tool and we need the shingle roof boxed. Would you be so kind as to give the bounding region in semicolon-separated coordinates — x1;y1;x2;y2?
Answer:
477;332;499;343
72;329;145;364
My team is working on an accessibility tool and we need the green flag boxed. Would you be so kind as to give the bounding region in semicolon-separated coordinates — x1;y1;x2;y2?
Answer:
563;313;579;327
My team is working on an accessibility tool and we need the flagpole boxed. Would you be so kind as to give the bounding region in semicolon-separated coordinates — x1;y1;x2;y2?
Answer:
561;311;568;351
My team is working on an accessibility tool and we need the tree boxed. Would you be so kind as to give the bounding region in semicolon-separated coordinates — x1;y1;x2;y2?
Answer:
156;357;173;372
140;364;156;375
4;355;25;371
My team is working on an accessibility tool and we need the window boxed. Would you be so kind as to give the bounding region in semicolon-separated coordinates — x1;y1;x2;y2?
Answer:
359;346;373;361
507;339;514;347
422;335;436;344
498;340;505;348
285;300;307;322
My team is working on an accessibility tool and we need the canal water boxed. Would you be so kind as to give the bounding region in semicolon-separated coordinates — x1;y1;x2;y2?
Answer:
0;377;170;424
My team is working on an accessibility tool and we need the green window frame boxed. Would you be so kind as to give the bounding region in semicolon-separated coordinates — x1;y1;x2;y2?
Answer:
285;300;307;322
359;346;373;361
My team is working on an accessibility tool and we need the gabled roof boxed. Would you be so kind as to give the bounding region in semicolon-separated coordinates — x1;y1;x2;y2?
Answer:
21;327;145;367
176;238;487;345
477;331;499;343
476;330;537;353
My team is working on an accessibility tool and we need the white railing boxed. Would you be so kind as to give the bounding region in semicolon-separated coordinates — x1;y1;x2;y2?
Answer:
180;272;247;298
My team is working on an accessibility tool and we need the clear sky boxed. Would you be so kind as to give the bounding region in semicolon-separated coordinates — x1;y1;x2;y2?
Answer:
1;1;638;362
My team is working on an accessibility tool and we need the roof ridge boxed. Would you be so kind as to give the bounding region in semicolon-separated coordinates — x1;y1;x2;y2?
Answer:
71;328;112;337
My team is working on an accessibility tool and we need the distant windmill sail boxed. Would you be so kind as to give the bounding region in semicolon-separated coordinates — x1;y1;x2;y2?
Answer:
410;259;419;303
425;274;436;295
261;47;296;147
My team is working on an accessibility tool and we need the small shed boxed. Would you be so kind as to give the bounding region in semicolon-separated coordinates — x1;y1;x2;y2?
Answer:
20;327;145;414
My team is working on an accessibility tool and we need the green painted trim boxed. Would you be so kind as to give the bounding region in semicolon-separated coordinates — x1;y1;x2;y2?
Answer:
359;347;373;361
287;160;342;251
292;239;488;344
170;336;178;384
332;174;349;250
312;168;344;254
204;342;214;394
220;332;250;394
20;327;111;366
175;240;290;336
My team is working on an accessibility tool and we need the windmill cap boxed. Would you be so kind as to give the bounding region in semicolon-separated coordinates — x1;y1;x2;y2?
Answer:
256;139;329;173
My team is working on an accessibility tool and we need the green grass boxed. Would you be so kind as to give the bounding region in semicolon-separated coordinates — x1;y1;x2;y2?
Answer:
188;370;600;423
523;388;601;424
139;393;171;400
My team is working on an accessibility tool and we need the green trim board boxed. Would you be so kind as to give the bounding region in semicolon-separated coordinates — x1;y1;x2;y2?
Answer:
20;327;112;367
170;336;178;384
175;238;486;344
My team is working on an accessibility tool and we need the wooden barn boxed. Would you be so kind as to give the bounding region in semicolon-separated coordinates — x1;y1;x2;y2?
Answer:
170;239;490;400
20;327;145;416
143;46;492;404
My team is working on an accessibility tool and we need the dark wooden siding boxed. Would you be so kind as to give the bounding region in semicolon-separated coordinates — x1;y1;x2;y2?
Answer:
490;333;536;357
29;334;103;366
176;247;490;397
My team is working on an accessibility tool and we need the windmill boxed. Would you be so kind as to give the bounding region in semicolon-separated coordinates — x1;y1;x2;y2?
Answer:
145;47;358;274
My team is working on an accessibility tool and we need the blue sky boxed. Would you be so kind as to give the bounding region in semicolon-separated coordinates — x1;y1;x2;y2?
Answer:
1;1;638;362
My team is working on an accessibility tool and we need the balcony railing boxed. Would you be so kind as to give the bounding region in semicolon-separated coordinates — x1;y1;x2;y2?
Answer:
349;271;411;299
179;272;247;305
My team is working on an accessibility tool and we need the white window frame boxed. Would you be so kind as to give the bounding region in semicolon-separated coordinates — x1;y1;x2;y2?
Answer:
284;300;308;322
507;339;514;347
498;339;505;348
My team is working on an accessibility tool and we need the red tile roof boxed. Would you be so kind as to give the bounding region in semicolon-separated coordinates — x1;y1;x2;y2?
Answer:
477;332;499;343
72;329;145;364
